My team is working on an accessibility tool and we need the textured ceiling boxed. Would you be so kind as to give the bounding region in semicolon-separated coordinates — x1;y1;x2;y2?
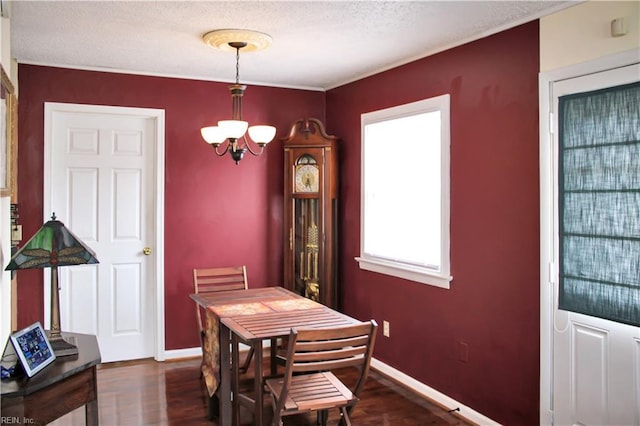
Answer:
10;1;573;91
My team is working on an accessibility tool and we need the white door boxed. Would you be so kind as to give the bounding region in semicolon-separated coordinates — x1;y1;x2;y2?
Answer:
551;64;640;425
44;103;164;363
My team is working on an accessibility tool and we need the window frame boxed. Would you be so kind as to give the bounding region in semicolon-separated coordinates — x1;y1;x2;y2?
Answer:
356;94;452;289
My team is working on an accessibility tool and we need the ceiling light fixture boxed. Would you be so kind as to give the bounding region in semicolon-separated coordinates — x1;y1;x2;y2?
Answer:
200;29;276;165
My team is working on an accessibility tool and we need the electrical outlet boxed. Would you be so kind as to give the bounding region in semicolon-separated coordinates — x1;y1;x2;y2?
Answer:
383;320;390;337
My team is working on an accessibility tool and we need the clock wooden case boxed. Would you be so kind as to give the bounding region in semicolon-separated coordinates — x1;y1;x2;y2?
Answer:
282;118;338;308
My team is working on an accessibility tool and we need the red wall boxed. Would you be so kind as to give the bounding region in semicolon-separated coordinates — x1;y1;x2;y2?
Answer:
16;65;325;350
326;22;540;425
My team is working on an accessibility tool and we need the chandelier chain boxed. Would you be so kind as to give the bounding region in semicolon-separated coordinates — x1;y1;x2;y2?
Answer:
235;47;240;84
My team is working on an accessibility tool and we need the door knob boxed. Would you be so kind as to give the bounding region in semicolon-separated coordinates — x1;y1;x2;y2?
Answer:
143;247;152;255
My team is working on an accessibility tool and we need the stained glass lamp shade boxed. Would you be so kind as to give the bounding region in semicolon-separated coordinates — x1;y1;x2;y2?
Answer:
5;214;99;356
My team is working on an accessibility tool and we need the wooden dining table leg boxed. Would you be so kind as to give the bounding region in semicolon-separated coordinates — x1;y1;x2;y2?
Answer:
232;334;240;426
220;323;232;426
254;339;264;426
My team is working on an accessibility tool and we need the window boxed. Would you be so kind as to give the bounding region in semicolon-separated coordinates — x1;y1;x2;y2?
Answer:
356;94;451;288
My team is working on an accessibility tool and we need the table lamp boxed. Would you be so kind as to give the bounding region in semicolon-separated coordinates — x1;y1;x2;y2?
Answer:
5;213;99;356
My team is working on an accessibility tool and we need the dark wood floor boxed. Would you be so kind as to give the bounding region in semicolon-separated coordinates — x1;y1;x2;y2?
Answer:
49;356;472;425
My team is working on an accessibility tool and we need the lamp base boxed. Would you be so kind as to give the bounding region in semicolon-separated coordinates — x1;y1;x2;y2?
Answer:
50;335;78;357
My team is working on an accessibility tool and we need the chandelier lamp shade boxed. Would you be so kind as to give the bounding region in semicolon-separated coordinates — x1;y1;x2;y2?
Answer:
200;29;277;164
5;213;99;356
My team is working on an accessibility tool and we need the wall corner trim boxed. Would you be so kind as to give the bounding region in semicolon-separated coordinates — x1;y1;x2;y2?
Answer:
370;357;501;426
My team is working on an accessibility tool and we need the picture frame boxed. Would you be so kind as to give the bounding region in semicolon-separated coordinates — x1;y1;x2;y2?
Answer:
0;65;16;197
9;321;57;377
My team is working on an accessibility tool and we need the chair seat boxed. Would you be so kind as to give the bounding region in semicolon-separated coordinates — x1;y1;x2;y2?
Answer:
265;372;356;414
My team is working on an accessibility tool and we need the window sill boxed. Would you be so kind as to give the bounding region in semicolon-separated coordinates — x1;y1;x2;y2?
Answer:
355;256;452;289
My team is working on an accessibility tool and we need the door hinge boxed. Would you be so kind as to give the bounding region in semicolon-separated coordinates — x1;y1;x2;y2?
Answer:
549;111;554;135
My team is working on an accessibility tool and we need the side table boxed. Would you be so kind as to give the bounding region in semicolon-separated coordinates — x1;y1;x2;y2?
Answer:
1;332;101;425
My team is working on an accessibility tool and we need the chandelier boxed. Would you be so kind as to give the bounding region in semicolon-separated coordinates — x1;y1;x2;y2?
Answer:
200;29;276;164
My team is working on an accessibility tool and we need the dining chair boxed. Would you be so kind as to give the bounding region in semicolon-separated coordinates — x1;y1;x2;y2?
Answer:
265;320;378;426
193;265;254;373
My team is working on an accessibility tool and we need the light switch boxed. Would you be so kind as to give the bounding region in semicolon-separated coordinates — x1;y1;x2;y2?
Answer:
11;225;22;241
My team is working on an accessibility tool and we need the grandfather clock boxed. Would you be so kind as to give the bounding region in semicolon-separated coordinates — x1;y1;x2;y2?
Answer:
283;118;338;308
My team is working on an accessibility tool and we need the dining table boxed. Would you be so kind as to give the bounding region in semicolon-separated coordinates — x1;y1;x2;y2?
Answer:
190;286;360;426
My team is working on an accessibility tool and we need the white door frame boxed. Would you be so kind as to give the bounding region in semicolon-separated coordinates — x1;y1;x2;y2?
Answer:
43;102;166;361
539;48;640;424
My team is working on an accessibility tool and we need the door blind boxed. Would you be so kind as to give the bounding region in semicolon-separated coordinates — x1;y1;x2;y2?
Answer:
558;81;640;326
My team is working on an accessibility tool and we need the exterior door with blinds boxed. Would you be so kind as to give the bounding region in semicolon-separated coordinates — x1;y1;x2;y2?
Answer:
552;64;640;426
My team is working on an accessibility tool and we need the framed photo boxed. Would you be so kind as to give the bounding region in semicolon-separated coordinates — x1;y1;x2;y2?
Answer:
9;322;57;377
0;65;16;197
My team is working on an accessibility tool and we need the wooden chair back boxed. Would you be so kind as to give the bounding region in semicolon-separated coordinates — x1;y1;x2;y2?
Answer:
267;320;378;425
193;265;248;337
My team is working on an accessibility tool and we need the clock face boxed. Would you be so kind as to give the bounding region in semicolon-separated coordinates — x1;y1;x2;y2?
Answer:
295;164;319;193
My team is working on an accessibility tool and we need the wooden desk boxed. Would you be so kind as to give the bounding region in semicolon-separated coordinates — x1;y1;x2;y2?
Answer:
191;286;358;426
1;332;101;425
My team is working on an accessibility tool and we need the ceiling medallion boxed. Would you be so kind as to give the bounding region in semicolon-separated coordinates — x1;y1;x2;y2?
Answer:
202;29;272;53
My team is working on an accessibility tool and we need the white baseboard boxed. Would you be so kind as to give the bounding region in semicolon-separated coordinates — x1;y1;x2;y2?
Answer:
370;357;501;426
163;346;202;360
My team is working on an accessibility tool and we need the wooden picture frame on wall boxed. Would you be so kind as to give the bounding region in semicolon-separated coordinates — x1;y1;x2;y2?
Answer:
0;65;16;197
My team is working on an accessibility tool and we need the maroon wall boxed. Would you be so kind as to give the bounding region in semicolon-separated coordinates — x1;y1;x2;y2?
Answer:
16;65;325;350
326;22;540;425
